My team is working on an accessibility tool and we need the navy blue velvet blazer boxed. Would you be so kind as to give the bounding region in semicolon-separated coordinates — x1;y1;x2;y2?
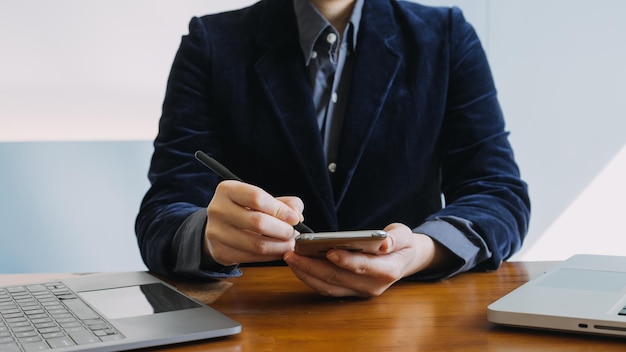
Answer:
136;0;530;276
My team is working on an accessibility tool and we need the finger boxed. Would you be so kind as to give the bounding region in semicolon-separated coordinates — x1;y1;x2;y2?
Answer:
276;196;305;222
211;182;297;240
325;250;401;289
289;265;362;297
284;252;363;297
206;206;296;259
377;223;414;254
225;182;302;225
209;230;295;265
219;182;301;237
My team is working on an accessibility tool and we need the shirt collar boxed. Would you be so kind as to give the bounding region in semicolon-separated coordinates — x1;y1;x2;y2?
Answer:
293;0;364;65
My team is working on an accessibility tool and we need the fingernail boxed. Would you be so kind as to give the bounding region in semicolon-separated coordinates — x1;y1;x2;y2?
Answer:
284;252;297;265
326;251;339;262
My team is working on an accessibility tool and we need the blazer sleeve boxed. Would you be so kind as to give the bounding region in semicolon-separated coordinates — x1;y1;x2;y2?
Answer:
424;7;530;273
135;17;232;278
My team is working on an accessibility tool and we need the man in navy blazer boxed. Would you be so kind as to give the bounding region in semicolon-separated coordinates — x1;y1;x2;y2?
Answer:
136;0;530;297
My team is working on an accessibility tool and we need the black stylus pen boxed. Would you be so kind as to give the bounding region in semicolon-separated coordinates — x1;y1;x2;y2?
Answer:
194;150;314;234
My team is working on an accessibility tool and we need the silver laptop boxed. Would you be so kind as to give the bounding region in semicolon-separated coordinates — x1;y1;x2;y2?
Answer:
488;254;626;337
0;271;240;351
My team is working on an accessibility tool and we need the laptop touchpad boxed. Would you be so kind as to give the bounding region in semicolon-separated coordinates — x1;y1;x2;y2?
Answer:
538;268;626;292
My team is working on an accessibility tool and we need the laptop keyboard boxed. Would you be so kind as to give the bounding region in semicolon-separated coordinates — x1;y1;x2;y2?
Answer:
0;282;124;351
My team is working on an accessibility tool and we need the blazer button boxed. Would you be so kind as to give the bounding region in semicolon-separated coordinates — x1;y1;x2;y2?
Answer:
328;163;337;173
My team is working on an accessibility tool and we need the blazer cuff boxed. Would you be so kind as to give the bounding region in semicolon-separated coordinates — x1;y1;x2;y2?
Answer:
409;216;492;280
171;209;242;279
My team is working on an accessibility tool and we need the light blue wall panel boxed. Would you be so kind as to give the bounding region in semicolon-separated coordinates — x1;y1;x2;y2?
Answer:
0;142;151;273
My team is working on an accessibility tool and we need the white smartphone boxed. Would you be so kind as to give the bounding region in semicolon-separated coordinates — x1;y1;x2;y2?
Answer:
294;230;388;258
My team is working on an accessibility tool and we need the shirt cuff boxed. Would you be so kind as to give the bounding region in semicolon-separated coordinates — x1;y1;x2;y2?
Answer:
170;209;242;279
409;216;492;280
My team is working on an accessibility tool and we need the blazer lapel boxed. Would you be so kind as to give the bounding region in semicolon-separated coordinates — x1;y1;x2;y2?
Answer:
333;0;403;207
250;0;403;224
253;0;337;226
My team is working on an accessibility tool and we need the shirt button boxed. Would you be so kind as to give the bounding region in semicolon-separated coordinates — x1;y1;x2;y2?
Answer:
328;163;337;173
331;92;338;103
326;33;337;44
311;51;318;59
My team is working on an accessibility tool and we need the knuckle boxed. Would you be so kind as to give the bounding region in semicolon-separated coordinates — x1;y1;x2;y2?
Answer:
206;204;221;219
252;238;272;255
248;212;267;230
323;270;342;286
247;191;266;209
353;261;369;275
214;180;236;198
273;205;289;220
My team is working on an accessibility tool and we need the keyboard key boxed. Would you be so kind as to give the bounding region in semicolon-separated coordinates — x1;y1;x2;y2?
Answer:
32;319;53;326
83;318;106;326
87;324;109;331
18;336;42;344
60;299;99;320
46;336;75;348
12;326;35;333
0;342;21;352
2;313;23;320
55;295;76;301
15;331;38;339
37;327;61;335
5;318;26;324
60;322;81;329
8;322;30;329
41;332;65;340
22;306;43;312
55;318;76;324
0;336;16;344
50;314;72;320
100;334;124;342
26;285;47;293
19;341;48;351
26;314;47;320
67;327;99;345
25;310;46;316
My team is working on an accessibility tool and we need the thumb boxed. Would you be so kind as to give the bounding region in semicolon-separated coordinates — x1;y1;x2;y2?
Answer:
378;223;412;254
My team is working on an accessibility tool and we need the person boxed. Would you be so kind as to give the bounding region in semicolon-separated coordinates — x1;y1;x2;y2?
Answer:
136;0;530;297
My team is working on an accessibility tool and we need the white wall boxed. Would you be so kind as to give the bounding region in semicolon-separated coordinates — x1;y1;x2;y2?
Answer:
0;0;624;272
488;0;626;260
0;0;259;142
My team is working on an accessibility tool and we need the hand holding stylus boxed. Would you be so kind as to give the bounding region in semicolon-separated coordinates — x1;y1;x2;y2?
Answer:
194;150;312;266
195;151;313;233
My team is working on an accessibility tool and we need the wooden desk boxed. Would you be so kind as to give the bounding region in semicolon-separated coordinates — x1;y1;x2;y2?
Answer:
3;262;625;351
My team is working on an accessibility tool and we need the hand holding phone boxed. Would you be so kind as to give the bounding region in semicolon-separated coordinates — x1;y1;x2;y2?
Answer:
294;230;388;258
